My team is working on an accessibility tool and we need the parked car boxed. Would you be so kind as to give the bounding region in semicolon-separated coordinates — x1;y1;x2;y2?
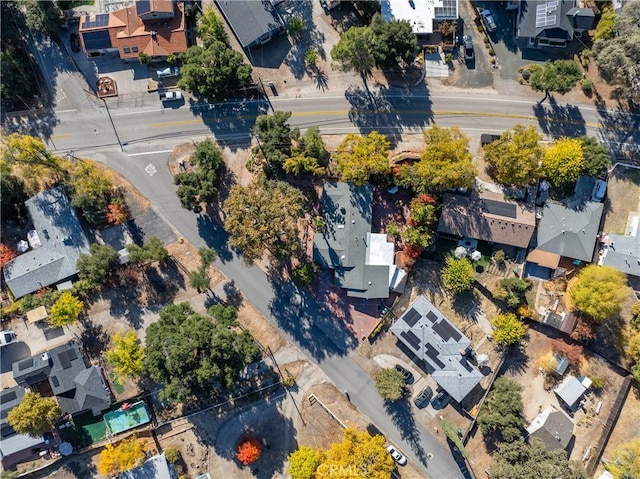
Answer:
160;90;183;102
413;386;433;409
366;423;385;440
395;364;414;385
463;35;474;61
591;179;607;202
387;445;407;466
480;9;497;32
432;390;451;409
480;133;501;145
157;66;180;78
0;330;17;347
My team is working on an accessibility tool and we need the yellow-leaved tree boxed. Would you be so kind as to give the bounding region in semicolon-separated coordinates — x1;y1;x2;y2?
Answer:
606;437;640;479
98;434;146;476
7;392;61;437
288;446;325;479
322;428;395;479
106;331;145;378
569;265;628;321
48;292;83;328
543;138;584;186
335;131;390;185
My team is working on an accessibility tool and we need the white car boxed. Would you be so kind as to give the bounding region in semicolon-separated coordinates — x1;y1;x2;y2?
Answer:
387;445;407;466
0;330;17;347
160;90;183;102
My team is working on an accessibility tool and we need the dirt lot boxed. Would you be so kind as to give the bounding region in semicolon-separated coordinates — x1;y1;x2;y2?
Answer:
603;165;640;235
465;328;627;475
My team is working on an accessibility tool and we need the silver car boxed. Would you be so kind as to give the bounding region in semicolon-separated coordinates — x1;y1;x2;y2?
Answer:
480;9;497;32
463;35;474;61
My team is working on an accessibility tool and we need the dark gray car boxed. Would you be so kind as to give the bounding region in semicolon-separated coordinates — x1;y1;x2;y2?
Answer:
463;35;474;61
414;386;433;409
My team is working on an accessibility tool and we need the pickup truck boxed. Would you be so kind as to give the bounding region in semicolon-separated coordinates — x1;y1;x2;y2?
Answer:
160;90;183;102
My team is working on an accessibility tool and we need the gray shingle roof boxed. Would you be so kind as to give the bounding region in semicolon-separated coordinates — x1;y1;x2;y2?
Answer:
526;407;574;451
123;453;172;479
215;0;284;48
390;295;483;403
3;187;90;298
518;0;593;42
437;190;536;248
534;201;603;262
600;233;640;277
314;183;393;299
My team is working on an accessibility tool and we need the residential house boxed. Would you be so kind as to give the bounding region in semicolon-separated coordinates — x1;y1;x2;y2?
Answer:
13;342;111;416
555;375;591;410
526;406;575;452
79;0;187;60
526;201;604;273
0;386;49;469
3;187;91;299
390;295;483;403
598;231;640;277
517;0;595;48
437;190;536;249
122;452;173;479
215;0;285;50
313;182;406;299
380;0;458;35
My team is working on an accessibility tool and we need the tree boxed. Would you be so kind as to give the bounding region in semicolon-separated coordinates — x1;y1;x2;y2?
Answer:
491;313;527;347
1;134;62;190
48;292;83;327
138;52;150;64
76;243;119;287
197;7;228;45
397;126;476;193
1;47;39;112
579;136;610;177
304;47;318;67
323;428;395;479
530;60;583;101
189;266;210;293
177;41;252;102
97;434;146;476
66;160;114;224
331;26;376;78
7;392;61;437
374;367;405;401
606;437;640;479
198;246;217;266
126;237;169;265
106;203;127;225
237;435;261;465
288;446;325;479
483;124;544;187
23;0;60;35
174;138;223;212
283;154;324;176
289;16;305;38
0;162;28;219
551;339;583;365
0;243;16;268
335;131;390;185
593;1;640;102
594;9;617;41
300;127;329;166
570;265;628;321
106;331;145;378
144;303;260;403
495;278;532;309
369;13;417;69
253;111;297;167
489;438;588;479
477;377;525;442
223;177;305;263
543;138;585;186
441;256;475;294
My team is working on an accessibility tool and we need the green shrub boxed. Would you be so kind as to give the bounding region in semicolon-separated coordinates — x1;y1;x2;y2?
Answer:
581;78;593;94
493;250;506;264
631;302;640;330
291;262;316;287
590;376;604;389
164;447;181;464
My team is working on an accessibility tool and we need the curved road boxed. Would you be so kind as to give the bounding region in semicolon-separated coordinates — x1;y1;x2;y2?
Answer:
22;85;640;479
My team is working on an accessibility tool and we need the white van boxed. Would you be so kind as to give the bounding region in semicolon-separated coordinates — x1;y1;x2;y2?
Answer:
591;180;607;202
156;66;179;78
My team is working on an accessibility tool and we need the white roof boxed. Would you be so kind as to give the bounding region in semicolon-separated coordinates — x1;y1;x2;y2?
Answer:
555;375;587;408
381;0;458;34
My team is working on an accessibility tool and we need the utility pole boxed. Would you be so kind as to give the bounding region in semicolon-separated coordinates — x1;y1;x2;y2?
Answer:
266;346;305;426
102;98;124;152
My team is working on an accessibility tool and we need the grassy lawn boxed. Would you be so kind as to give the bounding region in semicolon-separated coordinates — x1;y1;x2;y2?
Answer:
109;371;126;395
59;412;106;448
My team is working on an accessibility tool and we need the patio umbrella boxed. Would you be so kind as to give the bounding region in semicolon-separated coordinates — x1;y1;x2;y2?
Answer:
17;240;29;252
58;442;73;456
454;246;467;259
477;354;489;367
470;250;482;261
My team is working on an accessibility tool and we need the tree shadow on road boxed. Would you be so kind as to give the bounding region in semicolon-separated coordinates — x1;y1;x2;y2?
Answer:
531;98;586;139
196;213;236;263
593;93;640;159
383;397;428;467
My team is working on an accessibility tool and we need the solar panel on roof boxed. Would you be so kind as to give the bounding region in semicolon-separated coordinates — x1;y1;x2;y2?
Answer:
433;320;462;342
434;0;457;17
401;330;421;351
483;199;517;218
0;391;17;404
426;310;438;323
67;348;78;361
459;357;474;372
58;351;71;369
536;2;558;28
82;30;112;50
83;13;109;29
18;358;33;371
136;0;151;15
51;376;60;388
403;307;421;327
425;344;446;369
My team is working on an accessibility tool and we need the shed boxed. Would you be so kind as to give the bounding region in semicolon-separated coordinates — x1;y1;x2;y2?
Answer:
26;306;48;324
555;375;588;409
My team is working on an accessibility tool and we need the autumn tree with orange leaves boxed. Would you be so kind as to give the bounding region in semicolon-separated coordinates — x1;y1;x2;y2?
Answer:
237;435;261;466
0;244;16;268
